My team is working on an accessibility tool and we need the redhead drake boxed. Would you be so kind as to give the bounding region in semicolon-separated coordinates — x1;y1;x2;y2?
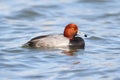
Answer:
24;23;87;49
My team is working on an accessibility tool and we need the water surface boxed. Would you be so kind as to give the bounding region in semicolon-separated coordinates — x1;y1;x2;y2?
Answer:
0;0;120;80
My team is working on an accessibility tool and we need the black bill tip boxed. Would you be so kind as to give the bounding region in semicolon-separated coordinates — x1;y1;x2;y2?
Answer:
84;34;87;37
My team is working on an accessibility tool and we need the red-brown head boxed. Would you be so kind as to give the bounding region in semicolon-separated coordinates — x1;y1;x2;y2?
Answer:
64;23;78;39
64;23;87;40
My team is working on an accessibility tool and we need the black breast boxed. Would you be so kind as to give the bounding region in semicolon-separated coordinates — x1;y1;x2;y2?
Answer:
69;37;85;49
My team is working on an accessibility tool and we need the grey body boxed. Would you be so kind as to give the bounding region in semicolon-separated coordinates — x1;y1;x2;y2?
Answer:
24;34;85;49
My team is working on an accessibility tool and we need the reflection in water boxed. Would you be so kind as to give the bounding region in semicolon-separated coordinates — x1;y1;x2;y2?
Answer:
61;46;84;56
23;45;84;56
62;49;77;56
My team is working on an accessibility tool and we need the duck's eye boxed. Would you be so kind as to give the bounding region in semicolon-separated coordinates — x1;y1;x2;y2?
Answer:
71;27;74;30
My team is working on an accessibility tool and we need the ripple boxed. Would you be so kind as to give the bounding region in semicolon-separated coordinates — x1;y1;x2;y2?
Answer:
87;36;105;40
100;12;120;18
78;0;111;3
6;9;41;20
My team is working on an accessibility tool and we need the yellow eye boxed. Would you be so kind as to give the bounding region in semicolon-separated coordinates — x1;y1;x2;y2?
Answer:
71;27;74;30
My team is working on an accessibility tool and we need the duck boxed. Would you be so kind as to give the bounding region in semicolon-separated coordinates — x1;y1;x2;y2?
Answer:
24;23;87;49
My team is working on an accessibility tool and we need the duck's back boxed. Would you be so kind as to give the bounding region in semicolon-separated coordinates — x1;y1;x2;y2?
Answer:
25;34;69;48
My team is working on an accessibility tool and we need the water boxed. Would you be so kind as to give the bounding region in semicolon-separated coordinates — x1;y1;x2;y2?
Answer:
0;0;120;80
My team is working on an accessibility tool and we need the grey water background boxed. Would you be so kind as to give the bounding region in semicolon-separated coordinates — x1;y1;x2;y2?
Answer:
0;0;120;80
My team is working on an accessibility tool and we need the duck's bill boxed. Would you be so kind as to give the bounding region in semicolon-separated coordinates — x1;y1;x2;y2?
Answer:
77;32;87;37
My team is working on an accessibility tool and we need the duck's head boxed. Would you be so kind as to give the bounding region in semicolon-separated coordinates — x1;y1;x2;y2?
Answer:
64;23;87;39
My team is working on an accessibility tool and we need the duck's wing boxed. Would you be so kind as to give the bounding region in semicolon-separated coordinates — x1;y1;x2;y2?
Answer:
31;35;49;40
